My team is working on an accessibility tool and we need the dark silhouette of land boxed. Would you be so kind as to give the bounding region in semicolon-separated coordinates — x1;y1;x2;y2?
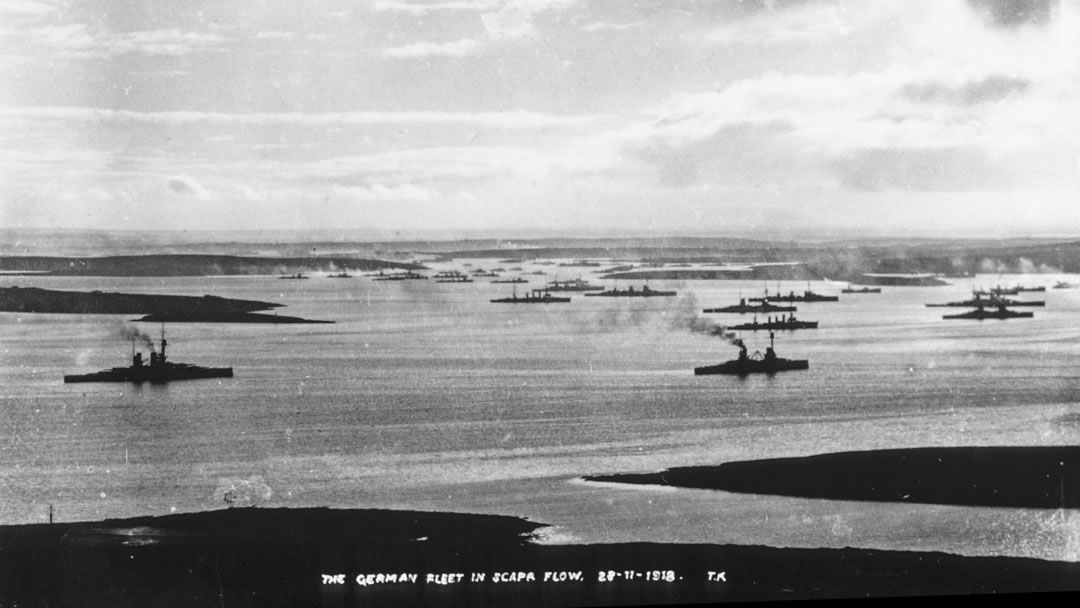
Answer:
0;254;424;277
1;507;1077;606
585;446;1080;509
0;287;331;323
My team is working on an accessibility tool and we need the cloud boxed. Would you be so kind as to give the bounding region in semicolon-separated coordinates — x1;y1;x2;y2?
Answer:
16;25;229;58
0;0;61;18
480;0;581;40
703;1;856;45
967;0;1058;28
581;21;644;32
900;76;1030;105
383;38;485;58
166;175;209;198
254;31;297;41
329;183;437;202
372;0;499;14
0;106;596;130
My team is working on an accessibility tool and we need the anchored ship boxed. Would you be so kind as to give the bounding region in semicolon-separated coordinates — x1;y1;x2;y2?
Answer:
279;273;308;280
490;289;570;303
584;285;676;297
927;295;1044;308
64;329;233;383
434;271;473;283
749;288;838;303
841;285;881;294
546;279;604;291
491;277;529;284
703;298;797;314
729;313;818;331
943;305;1034;320
694;332;809;376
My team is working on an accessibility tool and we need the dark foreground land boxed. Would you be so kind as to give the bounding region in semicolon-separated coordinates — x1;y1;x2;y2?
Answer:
1;507;1078;607
585;446;1080;509
0;286;331;323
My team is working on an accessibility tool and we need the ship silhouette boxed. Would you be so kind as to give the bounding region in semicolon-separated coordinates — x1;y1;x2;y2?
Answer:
64;328;233;383
694;332;808;376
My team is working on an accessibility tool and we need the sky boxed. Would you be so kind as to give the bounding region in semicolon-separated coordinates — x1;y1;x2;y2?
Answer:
1;0;1078;239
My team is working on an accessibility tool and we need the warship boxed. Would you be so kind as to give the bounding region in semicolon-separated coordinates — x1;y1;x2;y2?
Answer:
371;271;428;281
64;329;233;383
471;269;500;277
546;279;604;291
491;277;529;284
434;271;473;283
749;287;838;303
729;313;818;331
279;273;308;280
703;298;796;314
1054;281;1078;289
584;285;676;297
490;289;570;303
841;285;881;294
328;272;353;278
943;306;1034;320
927;295;1044;308
694;332;809;376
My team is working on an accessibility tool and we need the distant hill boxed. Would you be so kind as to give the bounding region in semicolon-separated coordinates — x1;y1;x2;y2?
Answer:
0;255;424;277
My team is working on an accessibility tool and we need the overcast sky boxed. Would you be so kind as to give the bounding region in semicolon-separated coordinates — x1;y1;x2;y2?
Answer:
1;0;1078;238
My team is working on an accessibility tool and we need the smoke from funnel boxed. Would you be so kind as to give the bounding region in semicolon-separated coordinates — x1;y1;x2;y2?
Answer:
670;293;740;345
119;324;155;352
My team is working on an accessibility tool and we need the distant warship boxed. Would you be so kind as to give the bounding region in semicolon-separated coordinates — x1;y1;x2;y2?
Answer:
749;288;838;303
490;289;570;303
703;298;796;314
943;306;1034;320
546;279;604;291
694;332;809;376
729;313;818;331
64;329;233;383
584;285;676;297
841;285;881;294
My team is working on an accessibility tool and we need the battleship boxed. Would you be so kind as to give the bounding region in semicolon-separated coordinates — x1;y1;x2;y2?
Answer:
491;277;529;284
63;329;233;383
490;289;570;303
943;306;1034;320
434;271;473;283
927;295;1044;308
546;278;604;291
279;273;308;280
750;288;838;303
471;269;500;277
694;332;809;376
703;298;797;314
584;285;676;297
841;285;882;294
371;270;428;281
328;272;353;278
729;313;818;331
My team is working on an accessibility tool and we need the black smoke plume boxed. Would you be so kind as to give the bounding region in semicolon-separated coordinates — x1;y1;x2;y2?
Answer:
119;324;155;352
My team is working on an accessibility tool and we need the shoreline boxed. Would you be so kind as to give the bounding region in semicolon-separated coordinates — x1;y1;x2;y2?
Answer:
2;506;1078;605
584;446;1080;509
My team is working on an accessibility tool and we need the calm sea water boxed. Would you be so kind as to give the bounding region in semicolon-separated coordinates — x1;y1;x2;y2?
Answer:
2;266;1080;561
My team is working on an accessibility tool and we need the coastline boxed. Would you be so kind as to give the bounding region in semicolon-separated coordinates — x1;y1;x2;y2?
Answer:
2;506;1079;606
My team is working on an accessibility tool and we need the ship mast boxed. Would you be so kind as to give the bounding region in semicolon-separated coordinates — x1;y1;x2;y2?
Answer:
159;324;167;363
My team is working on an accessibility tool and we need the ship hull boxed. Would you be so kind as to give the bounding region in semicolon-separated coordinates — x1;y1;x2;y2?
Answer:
704;305;797;313
64;367;233;383
729;322;818;331
942;311;1033;320
694;359;809;375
